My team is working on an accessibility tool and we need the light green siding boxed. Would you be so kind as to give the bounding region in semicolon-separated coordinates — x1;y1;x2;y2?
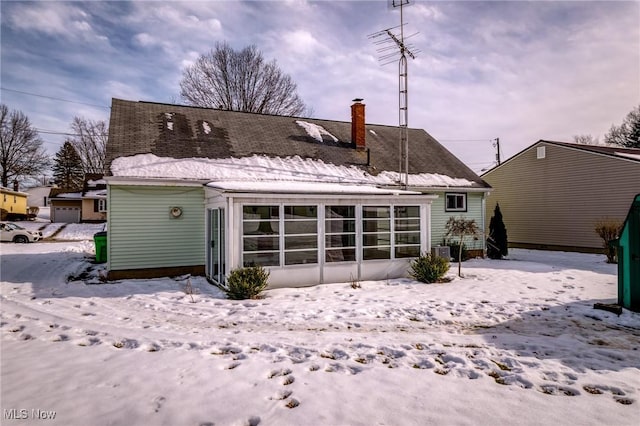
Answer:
431;192;485;250
108;185;205;271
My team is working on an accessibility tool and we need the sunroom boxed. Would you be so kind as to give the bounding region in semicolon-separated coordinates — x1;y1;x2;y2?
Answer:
204;181;437;288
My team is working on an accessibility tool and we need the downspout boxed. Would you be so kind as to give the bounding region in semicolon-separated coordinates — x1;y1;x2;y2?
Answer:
227;195;234;271
481;192;487;255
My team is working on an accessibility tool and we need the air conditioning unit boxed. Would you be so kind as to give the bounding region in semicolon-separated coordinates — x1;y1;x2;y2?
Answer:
431;246;451;259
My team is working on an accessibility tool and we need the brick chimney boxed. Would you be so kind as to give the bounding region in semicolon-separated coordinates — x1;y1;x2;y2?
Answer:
351;98;366;150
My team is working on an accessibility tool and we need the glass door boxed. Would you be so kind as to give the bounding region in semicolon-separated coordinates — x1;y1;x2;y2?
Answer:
207;208;226;284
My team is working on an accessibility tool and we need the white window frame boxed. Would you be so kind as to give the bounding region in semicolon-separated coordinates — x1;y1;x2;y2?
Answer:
98;199;107;212
445;193;467;212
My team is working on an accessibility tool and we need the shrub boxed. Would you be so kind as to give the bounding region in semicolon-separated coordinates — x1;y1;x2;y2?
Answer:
410;253;450;283
222;265;270;300
447;241;470;262
594;218;623;263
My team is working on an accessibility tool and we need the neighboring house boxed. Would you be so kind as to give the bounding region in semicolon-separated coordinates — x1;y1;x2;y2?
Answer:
482;140;640;253
49;175;107;223
0;186;28;220
105;98;491;286
81;174;108;223
25;186;53;208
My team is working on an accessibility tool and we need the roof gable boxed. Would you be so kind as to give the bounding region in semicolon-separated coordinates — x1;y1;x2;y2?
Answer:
107;98;489;188
482;140;640;176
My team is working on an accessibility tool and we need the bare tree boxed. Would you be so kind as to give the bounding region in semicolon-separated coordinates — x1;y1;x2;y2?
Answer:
65;117;108;175
604;104;640;148
180;42;309;116
0;104;50;187
572;134;600;145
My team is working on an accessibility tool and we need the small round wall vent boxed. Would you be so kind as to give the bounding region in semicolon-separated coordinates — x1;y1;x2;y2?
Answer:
170;206;183;218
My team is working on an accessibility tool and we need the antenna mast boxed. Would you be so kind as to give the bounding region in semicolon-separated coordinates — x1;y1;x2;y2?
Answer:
368;0;419;189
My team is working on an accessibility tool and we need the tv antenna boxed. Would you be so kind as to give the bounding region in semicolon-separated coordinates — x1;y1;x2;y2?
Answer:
368;0;420;188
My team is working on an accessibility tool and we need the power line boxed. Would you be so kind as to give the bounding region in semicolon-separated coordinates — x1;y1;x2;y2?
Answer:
439;139;493;142
35;128;108;137
1;87;110;109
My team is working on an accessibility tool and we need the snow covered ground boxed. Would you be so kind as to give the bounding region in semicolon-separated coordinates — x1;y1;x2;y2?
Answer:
1;230;638;426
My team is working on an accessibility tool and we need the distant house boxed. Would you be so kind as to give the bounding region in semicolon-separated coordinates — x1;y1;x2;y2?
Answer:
482;140;640;253
105;98;491;286
0;186;28;220
48;175;107;223
25;186;53;208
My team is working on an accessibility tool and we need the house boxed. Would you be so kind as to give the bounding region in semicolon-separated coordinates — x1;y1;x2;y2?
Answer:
48;175;107;223
0;185;28;220
25;185;53;208
481;140;640;253
105;98;491;286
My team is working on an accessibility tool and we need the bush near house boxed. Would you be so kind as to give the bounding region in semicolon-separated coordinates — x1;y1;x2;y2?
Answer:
443;239;470;262
410;253;450;283
221;265;270;300
594;218;623;263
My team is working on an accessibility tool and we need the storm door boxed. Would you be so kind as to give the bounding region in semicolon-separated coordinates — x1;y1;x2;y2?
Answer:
207;208;226;284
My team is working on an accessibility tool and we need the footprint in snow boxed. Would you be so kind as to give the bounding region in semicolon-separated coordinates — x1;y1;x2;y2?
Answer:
271;389;292;401
152;396;166;413
52;334;69;342
268;368;292;379
538;384;579;396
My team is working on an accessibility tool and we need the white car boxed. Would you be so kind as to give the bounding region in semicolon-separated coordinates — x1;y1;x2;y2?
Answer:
0;222;42;243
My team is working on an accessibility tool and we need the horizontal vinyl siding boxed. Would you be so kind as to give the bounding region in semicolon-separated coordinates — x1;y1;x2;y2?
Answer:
483;143;640;249
431;192;485;250
108;185;205;271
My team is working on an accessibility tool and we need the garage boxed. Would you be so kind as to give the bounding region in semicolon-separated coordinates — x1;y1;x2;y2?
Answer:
53;206;80;223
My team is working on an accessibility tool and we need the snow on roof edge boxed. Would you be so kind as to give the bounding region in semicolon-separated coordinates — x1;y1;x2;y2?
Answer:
110;153;479;189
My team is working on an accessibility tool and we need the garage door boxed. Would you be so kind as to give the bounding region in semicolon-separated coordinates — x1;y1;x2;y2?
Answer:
54;207;80;223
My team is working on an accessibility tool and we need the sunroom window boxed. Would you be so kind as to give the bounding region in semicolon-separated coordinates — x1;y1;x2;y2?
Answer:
242;205;280;267
284;205;318;265
362;206;391;260
394;206;421;258
325;205;356;262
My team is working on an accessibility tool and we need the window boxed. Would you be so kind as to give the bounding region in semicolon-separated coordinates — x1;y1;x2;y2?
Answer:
95;199;107;212
325;206;356;262
284;205;318;265
242;205;318;267
445;193;467;212
362;206;391;260
242;205;280;267
394;206;421;258
537;146;546;159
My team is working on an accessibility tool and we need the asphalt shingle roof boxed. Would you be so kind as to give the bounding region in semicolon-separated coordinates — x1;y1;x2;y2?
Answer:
107;98;489;188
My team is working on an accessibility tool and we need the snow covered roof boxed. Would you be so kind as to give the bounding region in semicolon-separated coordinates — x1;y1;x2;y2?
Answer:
111;153;479;189
106;99;490;189
206;181;423;196
55;192;83;199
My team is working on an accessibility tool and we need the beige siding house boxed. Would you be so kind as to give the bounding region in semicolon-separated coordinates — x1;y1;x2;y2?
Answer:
482;140;640;252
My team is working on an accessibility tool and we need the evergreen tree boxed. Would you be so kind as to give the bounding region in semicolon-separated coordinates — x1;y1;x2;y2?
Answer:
53;141;84;190
487;203;508;259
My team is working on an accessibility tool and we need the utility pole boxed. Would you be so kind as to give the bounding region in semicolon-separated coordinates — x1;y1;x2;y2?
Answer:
493;137;501;165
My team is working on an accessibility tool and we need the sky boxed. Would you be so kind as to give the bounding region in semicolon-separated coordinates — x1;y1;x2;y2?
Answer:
1;0;639;174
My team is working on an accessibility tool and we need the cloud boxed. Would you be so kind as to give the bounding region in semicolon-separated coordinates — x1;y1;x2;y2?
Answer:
1;0;637;173
6;1;107;43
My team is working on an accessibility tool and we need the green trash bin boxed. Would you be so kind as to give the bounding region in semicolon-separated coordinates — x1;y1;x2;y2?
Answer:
93;231;107;263
615;194;640;312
